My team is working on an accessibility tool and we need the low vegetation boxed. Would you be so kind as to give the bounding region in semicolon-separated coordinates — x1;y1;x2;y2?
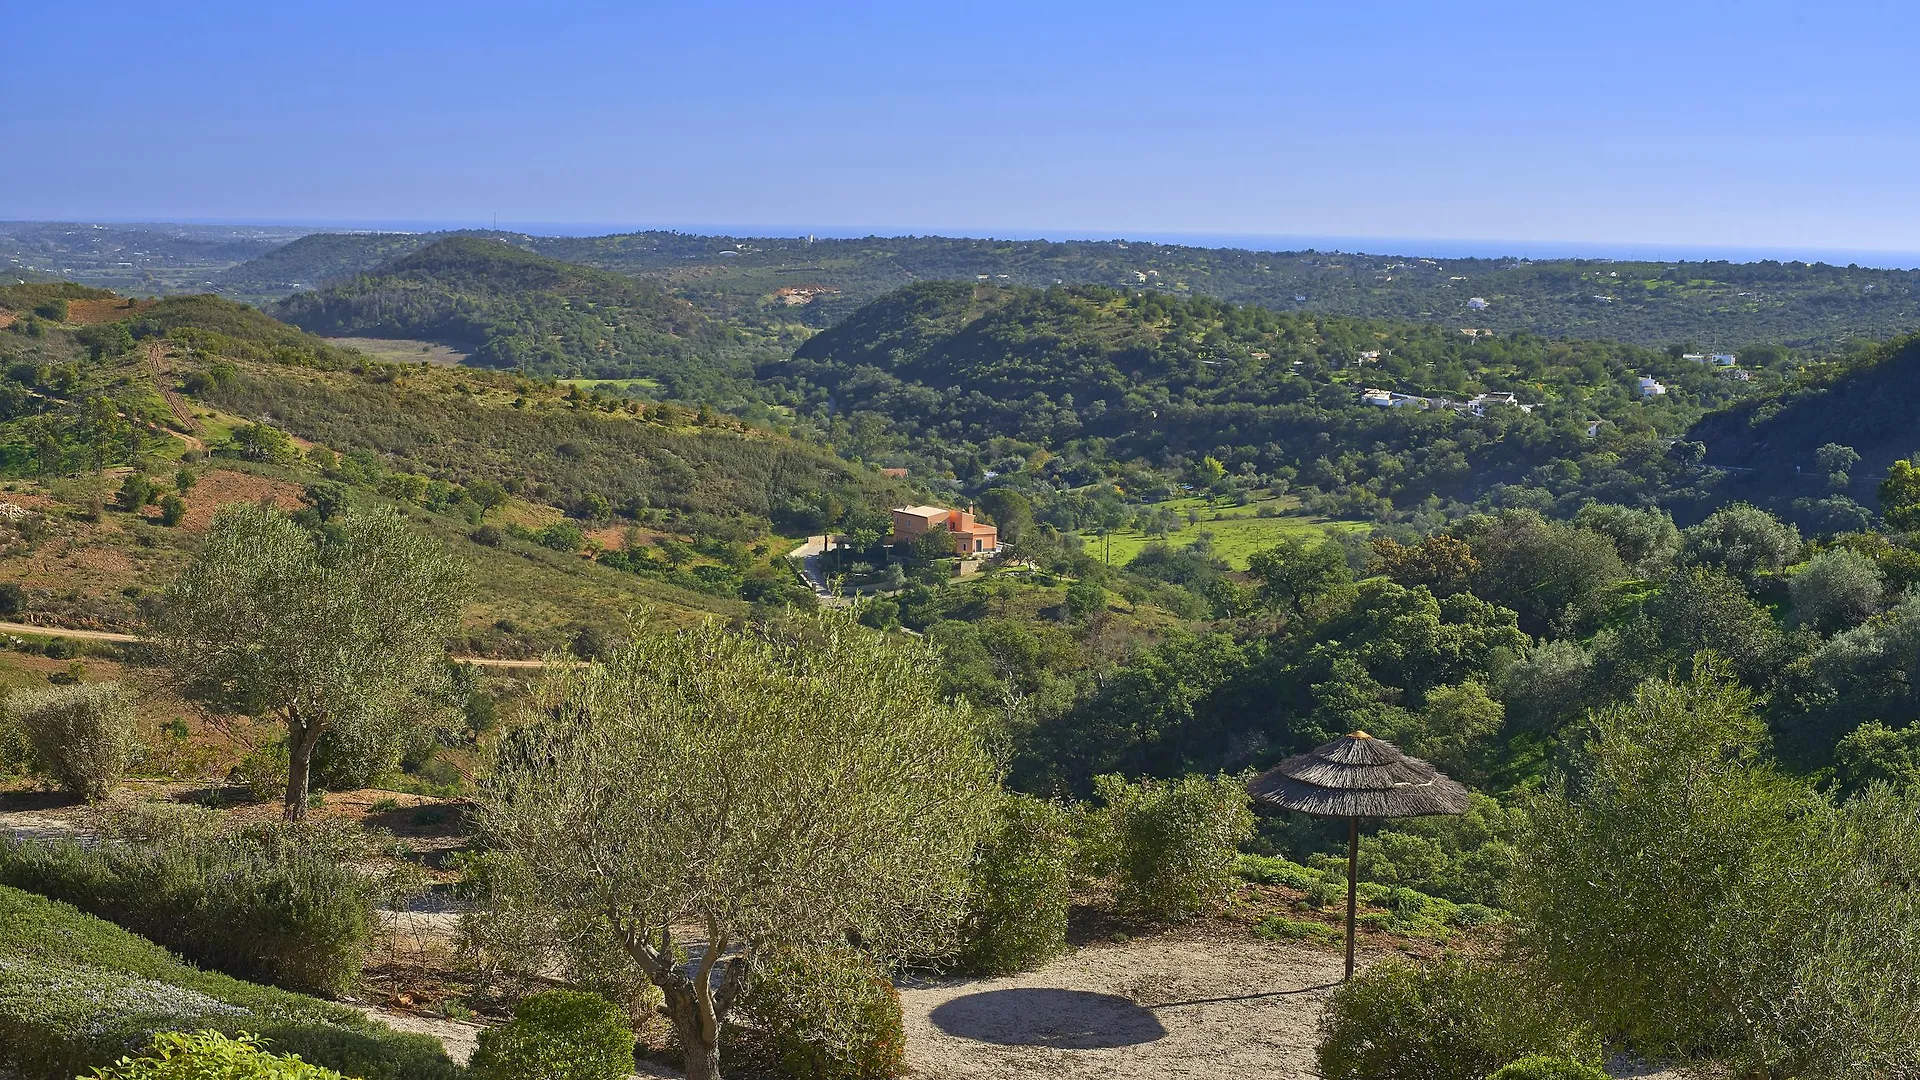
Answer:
0;803;408;996
86;1031;355;1080
0;884;458;1080
469;990;634;1080
1315;955;1599;1080
5;682;136;801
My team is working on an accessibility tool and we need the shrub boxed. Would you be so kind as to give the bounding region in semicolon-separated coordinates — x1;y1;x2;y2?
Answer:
8;682;136;801
159;495;187;527
1487;1056;1611;1080
232;742;292;803
86;1030;349;1079
1316;955;1598;1080
1092;773;1255;921
119;474;155;511
469;990;633;1080
0;885;457;1080
959;794;1074;975
1510;670;1920;1076
740;946;905;1080
0;803;405;996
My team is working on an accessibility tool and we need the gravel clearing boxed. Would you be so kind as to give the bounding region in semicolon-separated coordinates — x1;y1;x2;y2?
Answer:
901;926;1347;1079
899;925;1684;1080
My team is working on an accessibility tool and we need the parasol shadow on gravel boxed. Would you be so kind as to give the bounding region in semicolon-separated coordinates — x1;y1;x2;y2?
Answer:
1248;731;1470;980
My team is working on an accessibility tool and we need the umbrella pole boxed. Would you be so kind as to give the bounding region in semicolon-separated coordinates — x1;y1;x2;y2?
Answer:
1344;815;1359;981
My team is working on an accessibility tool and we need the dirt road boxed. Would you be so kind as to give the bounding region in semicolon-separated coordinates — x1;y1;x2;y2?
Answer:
0;620;552;668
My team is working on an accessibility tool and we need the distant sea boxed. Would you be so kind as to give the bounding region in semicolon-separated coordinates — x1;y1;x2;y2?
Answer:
114;217;1920;271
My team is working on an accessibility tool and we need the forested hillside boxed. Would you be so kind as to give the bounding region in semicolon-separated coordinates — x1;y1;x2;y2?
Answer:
270;238;793;398
212;230;439;298
0;284;900;645
1692;332;1920;473
773;281;1758;525
201;226;1920;351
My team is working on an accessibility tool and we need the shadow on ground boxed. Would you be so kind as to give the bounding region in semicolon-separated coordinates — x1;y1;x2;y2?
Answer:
928;989;1168;1049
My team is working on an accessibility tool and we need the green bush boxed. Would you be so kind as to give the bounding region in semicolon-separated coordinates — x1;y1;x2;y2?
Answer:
0;885;457;1080
0;706;31;777
232;742;291;803
959;794;1074;975
1316;955;1598;1080
1092;773;1255;921
1487;1056;1610;1080
469;990;632;1080
740;946;905;1080
7;682;136;801
85;1031;350;1079
454;850;663;1019
0;804;405;996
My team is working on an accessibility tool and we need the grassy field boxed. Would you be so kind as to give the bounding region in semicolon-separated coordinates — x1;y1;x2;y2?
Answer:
1079;494;1369;569
324;336;471;366
559;376;664;395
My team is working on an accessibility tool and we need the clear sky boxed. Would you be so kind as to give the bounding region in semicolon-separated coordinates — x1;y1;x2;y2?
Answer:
5;1;1919;260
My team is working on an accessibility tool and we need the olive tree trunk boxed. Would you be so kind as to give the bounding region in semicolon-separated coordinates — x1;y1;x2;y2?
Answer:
617;919;745;1080
284;713;324;821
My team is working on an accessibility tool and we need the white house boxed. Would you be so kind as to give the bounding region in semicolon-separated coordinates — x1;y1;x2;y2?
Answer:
1467;297;1490;310
1637;376;1667;398
1711;353;1739;366
1681;353;1709;364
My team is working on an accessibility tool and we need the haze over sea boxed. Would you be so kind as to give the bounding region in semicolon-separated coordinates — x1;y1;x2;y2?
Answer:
74;218;1920;272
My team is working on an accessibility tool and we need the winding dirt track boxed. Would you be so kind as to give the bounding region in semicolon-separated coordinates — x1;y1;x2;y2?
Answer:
0;621;553;668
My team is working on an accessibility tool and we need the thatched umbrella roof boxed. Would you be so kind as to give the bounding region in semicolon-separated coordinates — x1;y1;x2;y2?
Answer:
1247;731;1471;981
1249;731;1470;819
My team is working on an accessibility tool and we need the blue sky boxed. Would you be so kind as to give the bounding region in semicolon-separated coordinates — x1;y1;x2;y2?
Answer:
5;1;1919;260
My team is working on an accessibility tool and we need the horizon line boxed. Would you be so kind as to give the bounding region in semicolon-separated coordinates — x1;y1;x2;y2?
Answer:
8;216;1920;271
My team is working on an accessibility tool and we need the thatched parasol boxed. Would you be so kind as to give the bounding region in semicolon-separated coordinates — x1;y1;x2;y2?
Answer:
1248;731;1470;979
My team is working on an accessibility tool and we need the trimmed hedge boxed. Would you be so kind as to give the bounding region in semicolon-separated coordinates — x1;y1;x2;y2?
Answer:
469;990;633;1080
0;885;458;1080
0;815;383;996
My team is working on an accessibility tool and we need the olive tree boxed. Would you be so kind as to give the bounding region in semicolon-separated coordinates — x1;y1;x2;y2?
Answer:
1787;547;1884;633
476;611;998;1080
1680;503;1802;585
1510;668;1920;1077
157;503;465;820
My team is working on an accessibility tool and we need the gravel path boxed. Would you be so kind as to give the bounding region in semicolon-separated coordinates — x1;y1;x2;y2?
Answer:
898;927;1684;1080
901;927;1347;1079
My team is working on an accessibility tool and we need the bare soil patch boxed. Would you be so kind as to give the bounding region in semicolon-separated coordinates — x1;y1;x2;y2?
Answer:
64;297;154;325
174;469;305;531
326;337;473;367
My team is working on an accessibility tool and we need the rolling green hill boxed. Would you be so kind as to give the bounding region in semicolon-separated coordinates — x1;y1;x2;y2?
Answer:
0;284;900;646
270;237;791;399
207;227;1920;352
1682;331;1920;522
773;281;1753;520
209;230;440;301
